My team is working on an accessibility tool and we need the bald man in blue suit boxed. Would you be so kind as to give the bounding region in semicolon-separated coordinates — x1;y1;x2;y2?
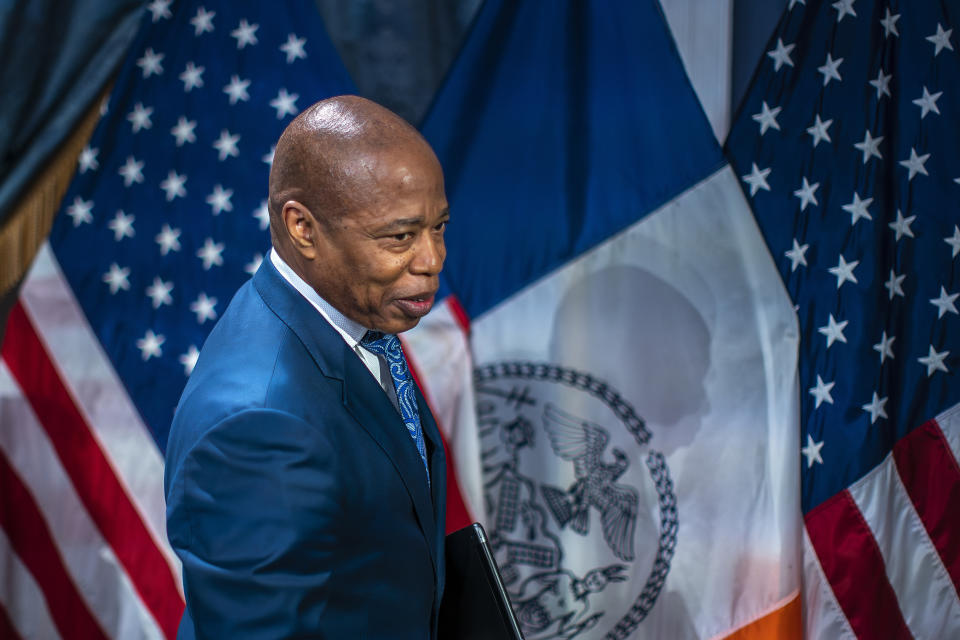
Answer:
164;96;449;638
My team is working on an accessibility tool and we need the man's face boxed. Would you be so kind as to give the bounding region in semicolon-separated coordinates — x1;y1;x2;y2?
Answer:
306;143;449;334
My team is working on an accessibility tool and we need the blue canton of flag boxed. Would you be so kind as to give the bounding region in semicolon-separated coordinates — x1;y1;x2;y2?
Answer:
726;1;960;636
50;0;355;452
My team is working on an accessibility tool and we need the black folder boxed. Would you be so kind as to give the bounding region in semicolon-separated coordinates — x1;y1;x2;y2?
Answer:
438;522;525;640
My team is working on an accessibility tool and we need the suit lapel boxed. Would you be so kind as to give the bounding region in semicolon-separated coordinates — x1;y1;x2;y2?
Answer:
340;352;438;566
254;257;439;575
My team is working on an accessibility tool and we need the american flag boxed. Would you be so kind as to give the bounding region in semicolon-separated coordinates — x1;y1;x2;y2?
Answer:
725;0;960;636
0;0;354;637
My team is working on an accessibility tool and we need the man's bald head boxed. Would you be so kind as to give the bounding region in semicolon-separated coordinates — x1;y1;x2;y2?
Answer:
265;95;448;334
268;95;433;238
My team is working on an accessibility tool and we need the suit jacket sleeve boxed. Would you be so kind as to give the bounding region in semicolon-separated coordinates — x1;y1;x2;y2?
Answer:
166;407;345;639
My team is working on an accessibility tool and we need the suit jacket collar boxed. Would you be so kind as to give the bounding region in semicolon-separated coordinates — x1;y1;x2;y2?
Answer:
252;257;442;578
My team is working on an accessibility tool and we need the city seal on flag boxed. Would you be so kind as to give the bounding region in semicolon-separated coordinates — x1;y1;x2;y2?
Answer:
475;360;677;640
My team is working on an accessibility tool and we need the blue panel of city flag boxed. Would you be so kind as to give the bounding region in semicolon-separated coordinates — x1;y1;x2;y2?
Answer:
48;0;356;451
725;0;959;513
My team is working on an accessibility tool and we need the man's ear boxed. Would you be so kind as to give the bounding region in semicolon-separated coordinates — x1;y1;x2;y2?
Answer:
281;200;318;259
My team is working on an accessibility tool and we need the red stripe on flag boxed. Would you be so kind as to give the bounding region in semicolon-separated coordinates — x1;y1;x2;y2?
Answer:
0;605;20;640
893;418;960;598
2;303;184;639
0;451;107;640
805;489;912;640
446;294;471;335
405;345;474;533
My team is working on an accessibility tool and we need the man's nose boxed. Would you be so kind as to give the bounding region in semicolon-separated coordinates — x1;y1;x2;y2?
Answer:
410;232;444;275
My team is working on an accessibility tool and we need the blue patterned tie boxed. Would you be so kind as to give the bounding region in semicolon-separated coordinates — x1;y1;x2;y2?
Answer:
361;332;430;485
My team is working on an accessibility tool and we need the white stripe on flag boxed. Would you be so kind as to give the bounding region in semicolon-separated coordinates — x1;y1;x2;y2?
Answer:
848;442;960;638
939;403;960;465
18;244;179;585
801;526;856;639
402;298;484;521
0;527;63;640
0;361;165;640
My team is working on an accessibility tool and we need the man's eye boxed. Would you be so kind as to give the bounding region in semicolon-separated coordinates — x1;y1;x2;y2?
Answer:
434;221;447;232
392;232;413;242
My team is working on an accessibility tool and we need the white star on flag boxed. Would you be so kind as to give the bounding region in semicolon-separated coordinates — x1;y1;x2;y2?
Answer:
159;170;187;201
853;129;883;163
155;224;182;255
212;130;240;161
912;86;942;119
197;238;225;270
789;0;806;9
832;0;856;22
861;392;888;424
868;68;891;99
102;263;131;294
78;145;99;173
107;210;136;241
66;196;93;226
231;19;259;48
270;88;299;119
190;6;215;35
145;276;174;309
146;0;172;23
179;62;205;91
873;331;895;363
254;201;270;230
189;292;219;324
899;148;930;180
794;176;820;210
118;156;145;187
179;345;201;376
742;163;772;196
842;192;872;225
136;329;165;361
223;75;251;104
930;286;959;319
785;238;809;271
818;313;849;348
245;253;264;275
889;210;916;241
767;38;795;71
884;269;906;299
918;346;950;376
828;254;859;289
879;8;899;37
802;434;825;468
945;226;960;258
806;114;833;147
280;33;307;63
809;374;836;409
170;117;197;146
262;146;275;166
927;23;954;56
127;102;154;133
817;52;843;86
206;184;234;215
136;48;164;78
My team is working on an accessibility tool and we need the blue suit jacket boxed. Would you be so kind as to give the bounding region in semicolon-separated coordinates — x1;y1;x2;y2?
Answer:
164;256;447;639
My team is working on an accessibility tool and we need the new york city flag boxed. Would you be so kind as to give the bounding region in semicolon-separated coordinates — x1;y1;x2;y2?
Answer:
403;0;802;637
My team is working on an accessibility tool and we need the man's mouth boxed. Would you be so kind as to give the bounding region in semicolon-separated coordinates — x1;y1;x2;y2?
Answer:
394;294;436;318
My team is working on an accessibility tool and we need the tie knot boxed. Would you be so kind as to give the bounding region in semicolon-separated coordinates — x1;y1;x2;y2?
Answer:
361;331;400;358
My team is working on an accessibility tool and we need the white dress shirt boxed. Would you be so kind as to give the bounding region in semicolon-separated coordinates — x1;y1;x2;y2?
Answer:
269;248;399;409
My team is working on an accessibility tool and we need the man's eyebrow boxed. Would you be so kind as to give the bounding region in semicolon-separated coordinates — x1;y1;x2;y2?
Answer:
374;217;424;232
373;210;449;232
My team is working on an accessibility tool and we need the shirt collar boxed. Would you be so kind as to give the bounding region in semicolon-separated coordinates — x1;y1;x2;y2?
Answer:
269;248;369;347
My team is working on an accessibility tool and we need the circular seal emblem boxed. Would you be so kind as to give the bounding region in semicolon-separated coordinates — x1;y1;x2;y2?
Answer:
475;362;677;640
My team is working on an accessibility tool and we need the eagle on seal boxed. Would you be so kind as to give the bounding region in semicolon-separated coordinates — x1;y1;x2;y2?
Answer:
540;403;639;561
